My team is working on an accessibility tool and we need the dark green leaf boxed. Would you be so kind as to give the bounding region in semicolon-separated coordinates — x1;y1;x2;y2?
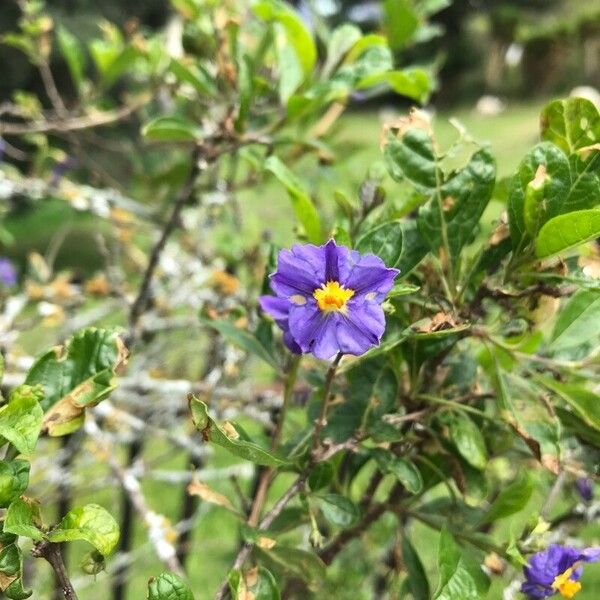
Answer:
442;413;487;471
148;572;195;600
308;462;334;492
372;449;423;494
315;493;360;527
356;221;403;267
402;535;430;600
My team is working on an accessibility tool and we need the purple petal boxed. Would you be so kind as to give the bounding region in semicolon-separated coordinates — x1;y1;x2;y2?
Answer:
259;295;301;353
324;238;352;282
270;244;325;296
283;329;302;354
259;296;291;324
580;547;600;563
520;581;553;598
336;303;386;354
341;252;399;299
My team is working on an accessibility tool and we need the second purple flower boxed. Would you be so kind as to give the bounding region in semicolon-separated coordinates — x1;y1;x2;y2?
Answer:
259;239;399;360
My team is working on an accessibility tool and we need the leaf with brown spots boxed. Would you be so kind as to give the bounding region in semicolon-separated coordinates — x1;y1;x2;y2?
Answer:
25;328;128;437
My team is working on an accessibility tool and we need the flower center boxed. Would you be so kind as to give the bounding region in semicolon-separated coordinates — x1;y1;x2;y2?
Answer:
552;568;582;599
313;281;354;313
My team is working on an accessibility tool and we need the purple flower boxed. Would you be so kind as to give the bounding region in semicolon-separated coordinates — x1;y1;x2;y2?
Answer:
0;257;17;286
575;478;593;503
259;239;399;360
521;544;600;599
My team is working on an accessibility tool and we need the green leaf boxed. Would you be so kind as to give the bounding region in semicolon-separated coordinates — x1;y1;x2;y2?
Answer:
356;221;403;267
25;328;127;436
372;449;423;494
550;289;600;351
0;386;43;455
507;142;600;249
189;396;289;467
254;0;315;76
540;97;600;154
89;41;140;87
433;529;490;600
542;379;600;432
385;127;496;265
357;68;431;103
402;535;430;600
142;116;202;142
4;498;43;541
57;27;86;90
229;567;279;600
47;504;120;557
200;317;279;371
442;413;487;471
308;462;334;492
323;24;362;77
0;536;31;599
235;53;254;131
556;407;600;446
418;148;496;265
481;473;533;523
535;209;600;258
264;156;321;243
168;58;217;97
314;493;360;527
383;0;419;49
0;461;29;508
254;0;315;102
259;546;325;583
388;282;420;298
147;572;195;600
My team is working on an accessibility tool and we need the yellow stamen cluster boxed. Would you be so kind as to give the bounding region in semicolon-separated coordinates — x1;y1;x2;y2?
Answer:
552;568;582;599
313;281;355;313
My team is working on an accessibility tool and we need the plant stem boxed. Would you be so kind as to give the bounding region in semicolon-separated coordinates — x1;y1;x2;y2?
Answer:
312;353;343;456
417;393;495;420
214;354;343;598
247;355;301;526
33;541;79;600
213;474;309;600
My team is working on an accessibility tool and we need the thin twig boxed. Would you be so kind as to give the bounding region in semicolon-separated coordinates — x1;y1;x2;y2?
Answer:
127;147;203;342
213;474;308;600
312;353;343;455
33;541;79;600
